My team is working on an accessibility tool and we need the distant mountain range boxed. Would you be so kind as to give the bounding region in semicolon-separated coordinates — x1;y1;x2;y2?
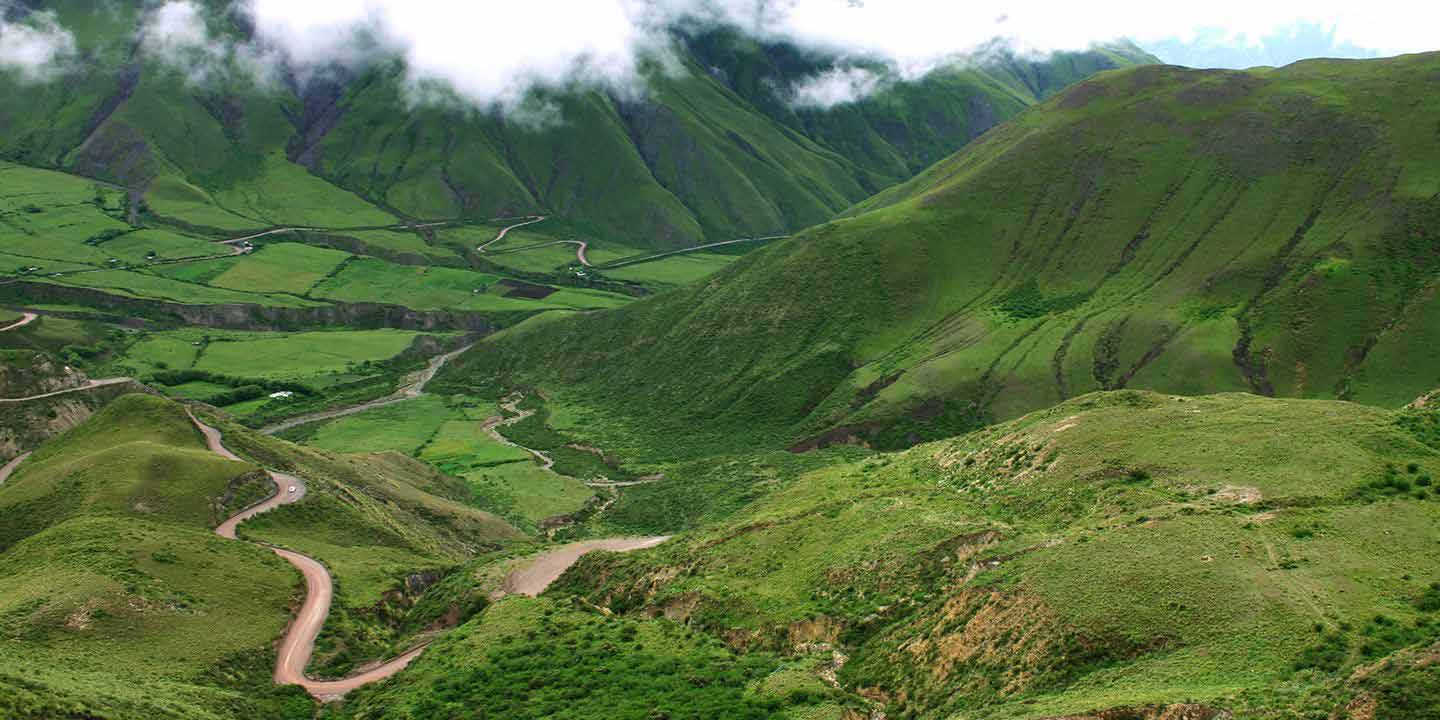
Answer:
0;1;1154;249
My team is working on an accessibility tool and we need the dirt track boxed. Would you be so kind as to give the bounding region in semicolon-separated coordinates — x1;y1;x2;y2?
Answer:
0;452;30;485
199;401;670;701
481;393;555;470
0;377;134;403
259;344;473;435
0;312;37;333
477;216;547;253
505;537;670;596
195;410;426;700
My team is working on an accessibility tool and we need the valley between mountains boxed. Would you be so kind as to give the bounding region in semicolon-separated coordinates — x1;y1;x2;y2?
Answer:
1;3;1438;719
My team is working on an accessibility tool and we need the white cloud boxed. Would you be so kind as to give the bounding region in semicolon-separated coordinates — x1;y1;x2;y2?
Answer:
141;1;283;87
129;1;1440;109
789;66;888;109
0;9;77;82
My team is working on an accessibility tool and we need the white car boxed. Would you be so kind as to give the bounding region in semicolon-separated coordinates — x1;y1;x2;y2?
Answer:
288;486;297;494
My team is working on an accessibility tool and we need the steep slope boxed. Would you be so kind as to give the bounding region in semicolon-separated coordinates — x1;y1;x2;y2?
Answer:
546;390;1440;719
0;1;1152;249
683;29;1159;183
440;53;1440;452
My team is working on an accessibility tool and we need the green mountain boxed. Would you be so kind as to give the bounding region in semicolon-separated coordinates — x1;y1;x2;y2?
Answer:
349;390;1440;719
441;52;1440;452
0;1;1153;249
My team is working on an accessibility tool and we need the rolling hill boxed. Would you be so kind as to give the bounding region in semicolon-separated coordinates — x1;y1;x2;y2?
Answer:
438;52;1440;453
539;390;1440;719
0;1;1153;250
0;394;523;719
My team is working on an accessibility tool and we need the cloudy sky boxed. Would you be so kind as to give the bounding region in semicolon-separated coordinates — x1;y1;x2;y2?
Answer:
2;1;1437;107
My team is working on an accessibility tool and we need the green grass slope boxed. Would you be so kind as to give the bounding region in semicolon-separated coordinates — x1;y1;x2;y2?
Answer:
0;394;308;719
441;53;1440;452
0;393;525;717
551;390;1440;719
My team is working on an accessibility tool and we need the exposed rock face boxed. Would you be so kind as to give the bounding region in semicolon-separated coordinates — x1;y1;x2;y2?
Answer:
0;354;88;398
0;383;151;462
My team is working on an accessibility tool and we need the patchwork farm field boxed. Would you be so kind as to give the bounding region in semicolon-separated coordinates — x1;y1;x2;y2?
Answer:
120;328;432;381
157;243;352;296
297;394;595;530
2;163;639;315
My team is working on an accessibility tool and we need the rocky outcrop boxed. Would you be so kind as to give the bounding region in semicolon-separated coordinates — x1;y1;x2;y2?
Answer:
0;382;152;462
0;281;519;332
0;353;88;398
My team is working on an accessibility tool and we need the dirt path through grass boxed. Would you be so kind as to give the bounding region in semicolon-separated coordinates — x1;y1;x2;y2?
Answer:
196;408;668;702
194;409;428;701
0;376;134;403
0;312;37;333
0;452;30;485
259;343;474;435
480;393;555;470
476;216;548;252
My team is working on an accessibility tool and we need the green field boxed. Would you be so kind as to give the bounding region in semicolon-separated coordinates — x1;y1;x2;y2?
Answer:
311;257;630;311
302;395;595;529
208;154;399;228
305;395;455;455
120;328;427;380
202;243;351;295
602;251;742;287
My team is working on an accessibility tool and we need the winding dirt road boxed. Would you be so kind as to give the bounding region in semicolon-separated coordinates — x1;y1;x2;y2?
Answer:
476;216;547;253
0;312;37;333
259;344;473;435
199;403;670;701
194;410;426;701
481;393;554;470
0;452;30;486
485;238;591;267
0;377;134;403
504;537;670;596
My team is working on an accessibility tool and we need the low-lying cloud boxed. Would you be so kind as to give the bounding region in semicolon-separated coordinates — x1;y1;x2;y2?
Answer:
128;0;1440;111
788;66;888;109
0;8;77;82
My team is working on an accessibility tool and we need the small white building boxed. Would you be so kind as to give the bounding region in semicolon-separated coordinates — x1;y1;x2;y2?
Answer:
269;391;295;400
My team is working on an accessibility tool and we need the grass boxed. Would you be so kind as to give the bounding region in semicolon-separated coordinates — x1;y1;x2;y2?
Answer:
439;52;1440;458
298;395;595;530
305;395;455;455
461;462;595;529
120;328;428;381
602;251;742;287
0;395;310;718
203;243;351;296
330;597;833;720
550;391;1440;719
310;257;629;312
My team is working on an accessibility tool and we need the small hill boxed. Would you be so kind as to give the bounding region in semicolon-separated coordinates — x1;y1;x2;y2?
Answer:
549;391;1440;719
0;394;524;719
440;52;1440;453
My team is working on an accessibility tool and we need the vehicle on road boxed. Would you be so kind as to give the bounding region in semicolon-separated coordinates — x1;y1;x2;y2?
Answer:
288;486;297;494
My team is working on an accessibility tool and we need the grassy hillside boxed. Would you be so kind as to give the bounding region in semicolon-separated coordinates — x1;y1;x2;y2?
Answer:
549;391;1440;719
439;53;1440;453
0;1;1150;254
0;394;525;717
